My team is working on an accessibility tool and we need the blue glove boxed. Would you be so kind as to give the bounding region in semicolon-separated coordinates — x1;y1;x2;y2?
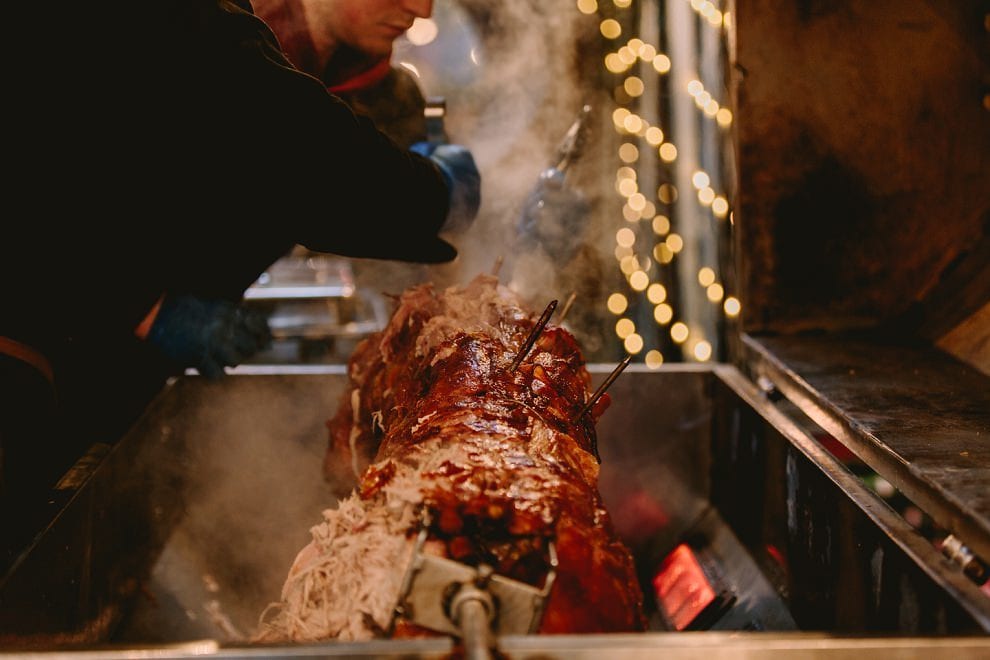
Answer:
410;142;481;232
146;294;272;379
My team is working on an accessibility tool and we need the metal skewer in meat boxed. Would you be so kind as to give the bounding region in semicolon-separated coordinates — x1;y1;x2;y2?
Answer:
256;274;644;642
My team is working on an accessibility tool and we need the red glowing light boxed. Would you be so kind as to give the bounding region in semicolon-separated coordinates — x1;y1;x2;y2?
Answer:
652;543;717;631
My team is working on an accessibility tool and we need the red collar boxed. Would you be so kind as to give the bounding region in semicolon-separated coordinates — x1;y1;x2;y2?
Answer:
326;57;392;94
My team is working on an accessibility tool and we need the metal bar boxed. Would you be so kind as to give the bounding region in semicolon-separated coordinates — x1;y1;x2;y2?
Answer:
509;300;558;372
665;0;720;358
571;355;633;423
243;285;354;300
453;589;495;660
557;292;577;324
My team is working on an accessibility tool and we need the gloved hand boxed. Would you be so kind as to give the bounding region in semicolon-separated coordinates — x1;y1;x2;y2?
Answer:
517;167;591;263
146;294;272;379
410;142;481;232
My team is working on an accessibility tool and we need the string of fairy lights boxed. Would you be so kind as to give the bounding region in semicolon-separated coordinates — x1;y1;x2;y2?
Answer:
577;0;740;366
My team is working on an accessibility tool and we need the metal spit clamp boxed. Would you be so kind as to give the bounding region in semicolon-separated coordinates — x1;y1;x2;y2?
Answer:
393;518;558;640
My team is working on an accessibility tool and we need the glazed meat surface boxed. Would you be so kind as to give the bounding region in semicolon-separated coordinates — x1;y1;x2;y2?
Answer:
257;275;644;641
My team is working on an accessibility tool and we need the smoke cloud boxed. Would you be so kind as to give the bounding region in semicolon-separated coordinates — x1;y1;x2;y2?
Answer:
396;2;606;288
118;374;349;641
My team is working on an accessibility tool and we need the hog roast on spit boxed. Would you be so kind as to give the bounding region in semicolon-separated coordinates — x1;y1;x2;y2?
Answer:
255;274;645;642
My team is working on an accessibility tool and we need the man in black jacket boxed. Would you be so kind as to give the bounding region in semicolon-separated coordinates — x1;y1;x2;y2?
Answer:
0;0;479;538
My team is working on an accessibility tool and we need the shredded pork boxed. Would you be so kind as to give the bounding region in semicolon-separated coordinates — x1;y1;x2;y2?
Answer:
256;275;644;642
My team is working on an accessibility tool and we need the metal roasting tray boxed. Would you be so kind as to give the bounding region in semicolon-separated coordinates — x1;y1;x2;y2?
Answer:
241;254;389;364
244;255;356;302
1;365;989;658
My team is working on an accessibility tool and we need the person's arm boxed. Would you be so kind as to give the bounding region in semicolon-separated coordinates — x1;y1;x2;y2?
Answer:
203;0;460;263
138;293;272;379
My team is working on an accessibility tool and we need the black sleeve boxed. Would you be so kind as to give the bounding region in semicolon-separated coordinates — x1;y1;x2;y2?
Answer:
23;0;456;263
3;0;461;355
186;0;457;263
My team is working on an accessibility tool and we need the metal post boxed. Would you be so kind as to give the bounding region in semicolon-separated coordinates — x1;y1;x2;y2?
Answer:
666;0;719;359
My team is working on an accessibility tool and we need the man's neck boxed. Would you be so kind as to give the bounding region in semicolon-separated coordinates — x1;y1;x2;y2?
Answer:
252;0;338;78
323;46;390;91
323;45;390;89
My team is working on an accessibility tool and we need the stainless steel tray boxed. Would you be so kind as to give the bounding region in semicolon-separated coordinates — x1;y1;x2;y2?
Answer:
2;366;988;656
244;255;356;302
242;254;388;363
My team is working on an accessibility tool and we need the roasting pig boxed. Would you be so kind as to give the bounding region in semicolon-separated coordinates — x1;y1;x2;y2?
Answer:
256;274;644;642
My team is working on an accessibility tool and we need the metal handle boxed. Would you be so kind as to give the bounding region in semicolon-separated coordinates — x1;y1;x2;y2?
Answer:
425;96;447;146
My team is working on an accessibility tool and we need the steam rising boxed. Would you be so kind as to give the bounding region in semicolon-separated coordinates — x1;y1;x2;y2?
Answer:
121;375;349;641
347;1;613;361
403;1;614;356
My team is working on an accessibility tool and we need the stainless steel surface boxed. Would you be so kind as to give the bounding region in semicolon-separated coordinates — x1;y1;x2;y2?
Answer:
262;297;385;340
714;364;990;630
241;254;387;363
741;333;990;562
3;365;987;654
245;286;351;301
4;634;990;659
244;255;355;301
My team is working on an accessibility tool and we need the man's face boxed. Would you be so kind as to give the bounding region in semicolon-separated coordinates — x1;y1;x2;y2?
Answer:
328;0;434;58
